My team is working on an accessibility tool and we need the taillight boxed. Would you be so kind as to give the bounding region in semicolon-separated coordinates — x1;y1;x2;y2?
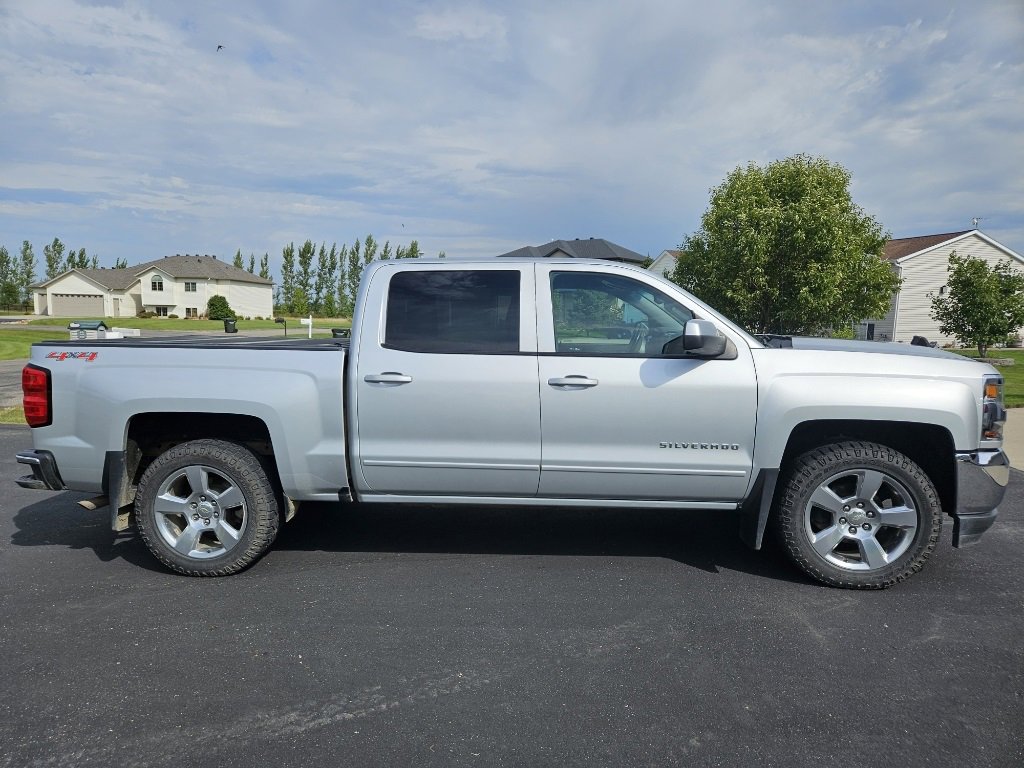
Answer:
22;365;52;428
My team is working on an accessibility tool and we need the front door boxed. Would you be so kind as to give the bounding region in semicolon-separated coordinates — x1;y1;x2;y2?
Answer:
536;266;756;501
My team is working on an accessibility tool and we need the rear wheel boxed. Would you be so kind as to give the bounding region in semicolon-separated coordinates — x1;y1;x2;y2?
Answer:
135;439;280;576
774;441;942;589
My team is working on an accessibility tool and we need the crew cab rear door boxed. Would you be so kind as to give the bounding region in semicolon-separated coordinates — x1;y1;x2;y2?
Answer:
351;263;540;497
535;264;756;502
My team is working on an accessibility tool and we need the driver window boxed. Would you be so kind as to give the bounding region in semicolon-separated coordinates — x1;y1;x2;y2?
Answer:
549;272;693;356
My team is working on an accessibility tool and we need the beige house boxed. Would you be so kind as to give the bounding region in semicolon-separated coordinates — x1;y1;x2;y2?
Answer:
858;230;1024;344
32;254;274;319
648;249;682;278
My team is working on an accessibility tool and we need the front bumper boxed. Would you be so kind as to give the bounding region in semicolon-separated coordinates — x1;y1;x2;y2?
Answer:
16;450;66;491
952;449;1010;547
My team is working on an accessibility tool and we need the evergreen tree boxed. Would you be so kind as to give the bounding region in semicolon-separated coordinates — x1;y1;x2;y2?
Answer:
233;249;244;269
114;257;129;269
380;241;392;261
335;245;349;316
90;255;98;269
44;237;65;278
259;253;271;279
312;242;330;315
207;294;235;320
394;245;407;260
64;248;89;270
405;240;421;259
247;254;256;274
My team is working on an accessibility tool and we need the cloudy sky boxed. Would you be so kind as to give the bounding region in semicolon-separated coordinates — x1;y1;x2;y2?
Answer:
1;0;1022;275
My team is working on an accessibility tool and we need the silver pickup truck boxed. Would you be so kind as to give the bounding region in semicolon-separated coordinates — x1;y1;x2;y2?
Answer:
15;259;1010;588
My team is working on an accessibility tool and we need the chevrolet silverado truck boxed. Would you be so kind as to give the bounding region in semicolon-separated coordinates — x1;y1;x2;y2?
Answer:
15;259;1010;588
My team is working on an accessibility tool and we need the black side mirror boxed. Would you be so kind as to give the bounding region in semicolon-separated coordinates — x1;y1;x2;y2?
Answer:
662;319;727;358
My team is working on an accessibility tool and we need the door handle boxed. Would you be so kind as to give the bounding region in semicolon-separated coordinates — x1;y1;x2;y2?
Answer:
547;375;598;388
364;372;413;384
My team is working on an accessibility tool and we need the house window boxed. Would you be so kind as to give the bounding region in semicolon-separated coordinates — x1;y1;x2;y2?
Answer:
185;281;197;292
939;285;947;295
155;306;168;317
185;307;198;318
151;275;164;292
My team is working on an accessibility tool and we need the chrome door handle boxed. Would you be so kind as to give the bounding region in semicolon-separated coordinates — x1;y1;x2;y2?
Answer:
364;372;413;384
547;376;598;388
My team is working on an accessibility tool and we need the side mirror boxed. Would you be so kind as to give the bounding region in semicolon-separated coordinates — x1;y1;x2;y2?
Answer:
662;319;727;358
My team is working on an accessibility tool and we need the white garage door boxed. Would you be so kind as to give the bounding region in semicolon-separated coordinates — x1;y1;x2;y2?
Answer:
51;294;105;317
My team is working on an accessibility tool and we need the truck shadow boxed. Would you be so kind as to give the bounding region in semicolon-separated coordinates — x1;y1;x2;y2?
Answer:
274;502;812;586
10;494;810;585
11;492;165;573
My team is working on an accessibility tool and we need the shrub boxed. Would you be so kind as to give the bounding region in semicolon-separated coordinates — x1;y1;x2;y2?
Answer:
168;314;179;319
207;295;235;320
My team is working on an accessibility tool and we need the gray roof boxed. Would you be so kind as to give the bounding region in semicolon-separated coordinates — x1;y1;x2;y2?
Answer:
497;238;647;264
33;254;273;290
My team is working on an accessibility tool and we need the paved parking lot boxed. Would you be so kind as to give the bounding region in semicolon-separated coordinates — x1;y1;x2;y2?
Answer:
1;424;1022;767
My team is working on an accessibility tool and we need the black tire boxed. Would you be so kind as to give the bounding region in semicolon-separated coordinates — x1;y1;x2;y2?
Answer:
774;441;942;589
135;439;280;576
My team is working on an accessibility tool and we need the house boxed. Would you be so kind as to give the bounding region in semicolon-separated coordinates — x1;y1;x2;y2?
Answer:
31;254;274;319
648;249;682;278
497;238;647;264
859;229;1024;343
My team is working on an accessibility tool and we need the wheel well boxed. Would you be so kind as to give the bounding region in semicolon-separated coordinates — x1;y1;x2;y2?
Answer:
781;420;956;516
125;412;276;490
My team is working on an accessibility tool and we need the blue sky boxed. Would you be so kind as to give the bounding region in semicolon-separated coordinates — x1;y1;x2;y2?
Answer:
1;0;1022;276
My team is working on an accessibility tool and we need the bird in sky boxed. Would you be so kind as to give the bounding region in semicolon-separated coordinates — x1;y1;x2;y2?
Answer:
216;44;224;51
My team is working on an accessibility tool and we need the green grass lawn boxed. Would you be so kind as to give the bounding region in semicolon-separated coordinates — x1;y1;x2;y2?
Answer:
0;329;70;361
0;406;24;425
27;316;351;332
953;349;1024;407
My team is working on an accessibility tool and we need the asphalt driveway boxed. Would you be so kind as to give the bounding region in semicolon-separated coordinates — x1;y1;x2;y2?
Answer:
1;424;1022;768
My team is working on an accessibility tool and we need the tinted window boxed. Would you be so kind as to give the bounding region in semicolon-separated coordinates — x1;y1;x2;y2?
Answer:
550;272;693;356
385;270;520;353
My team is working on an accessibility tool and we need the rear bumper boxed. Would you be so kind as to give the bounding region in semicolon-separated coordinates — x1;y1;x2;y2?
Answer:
15;450;66;491
952;449;1009;547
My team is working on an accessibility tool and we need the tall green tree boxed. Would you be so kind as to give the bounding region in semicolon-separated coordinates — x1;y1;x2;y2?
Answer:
233;249;244;269
279;243;296;313
247;254;256;274
931;251;1024;356
335;244;349;316
380;241;392;261
44;237;65;278
295;239;316;314
363;234;378;265
341;238;363;317
404;240;421;259
114;257;129;269
89;255;98;269
259;253;271;280
0;245;20;308
64;247;89;270
19;241;36;305
671;154;898;336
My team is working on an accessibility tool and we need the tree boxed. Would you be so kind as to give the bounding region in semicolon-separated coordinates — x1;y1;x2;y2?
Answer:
89;255;98;269
294;239;315;314
404;240;421;259
233;249;244;269
114;257;129;269
279;243;296;313
0;245;20;308
64;247;89;270
207;294;235;320
18;241;35;305
247;254;256;274
930;251;1024;356
341;238;362;317
44;237;65;278
259;253;271;280
671;154;898;336
380;241;392;261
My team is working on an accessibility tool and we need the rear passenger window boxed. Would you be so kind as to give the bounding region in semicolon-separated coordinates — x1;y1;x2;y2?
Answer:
385;270;520;353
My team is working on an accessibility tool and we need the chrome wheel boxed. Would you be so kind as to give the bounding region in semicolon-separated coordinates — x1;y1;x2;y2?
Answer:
804;468;918;572
775;441;941;589
153;464;248;559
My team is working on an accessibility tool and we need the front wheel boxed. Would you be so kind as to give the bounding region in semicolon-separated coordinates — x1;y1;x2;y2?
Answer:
774;441;942;589
135;439;280;576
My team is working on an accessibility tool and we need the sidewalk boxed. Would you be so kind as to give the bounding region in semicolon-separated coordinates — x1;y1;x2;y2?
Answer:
1003;409;1024;468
